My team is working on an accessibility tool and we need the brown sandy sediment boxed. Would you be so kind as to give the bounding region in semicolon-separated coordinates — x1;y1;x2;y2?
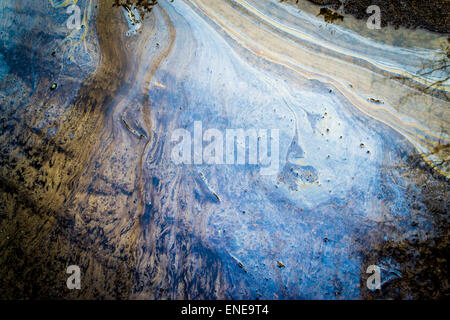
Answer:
56;1;178;299
0;0;141;298
357;152;449;299
135;5;176;243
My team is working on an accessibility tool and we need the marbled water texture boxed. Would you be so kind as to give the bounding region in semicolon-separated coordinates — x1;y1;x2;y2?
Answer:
0;0;448;299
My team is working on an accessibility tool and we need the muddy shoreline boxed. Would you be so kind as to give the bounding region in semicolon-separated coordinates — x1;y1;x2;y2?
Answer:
304;0;450;33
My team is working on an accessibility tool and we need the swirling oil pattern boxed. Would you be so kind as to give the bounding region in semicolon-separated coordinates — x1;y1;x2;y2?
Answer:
0;0;448;299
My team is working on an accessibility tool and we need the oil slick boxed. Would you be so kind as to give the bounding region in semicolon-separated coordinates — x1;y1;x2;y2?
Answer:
0;0;448;300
